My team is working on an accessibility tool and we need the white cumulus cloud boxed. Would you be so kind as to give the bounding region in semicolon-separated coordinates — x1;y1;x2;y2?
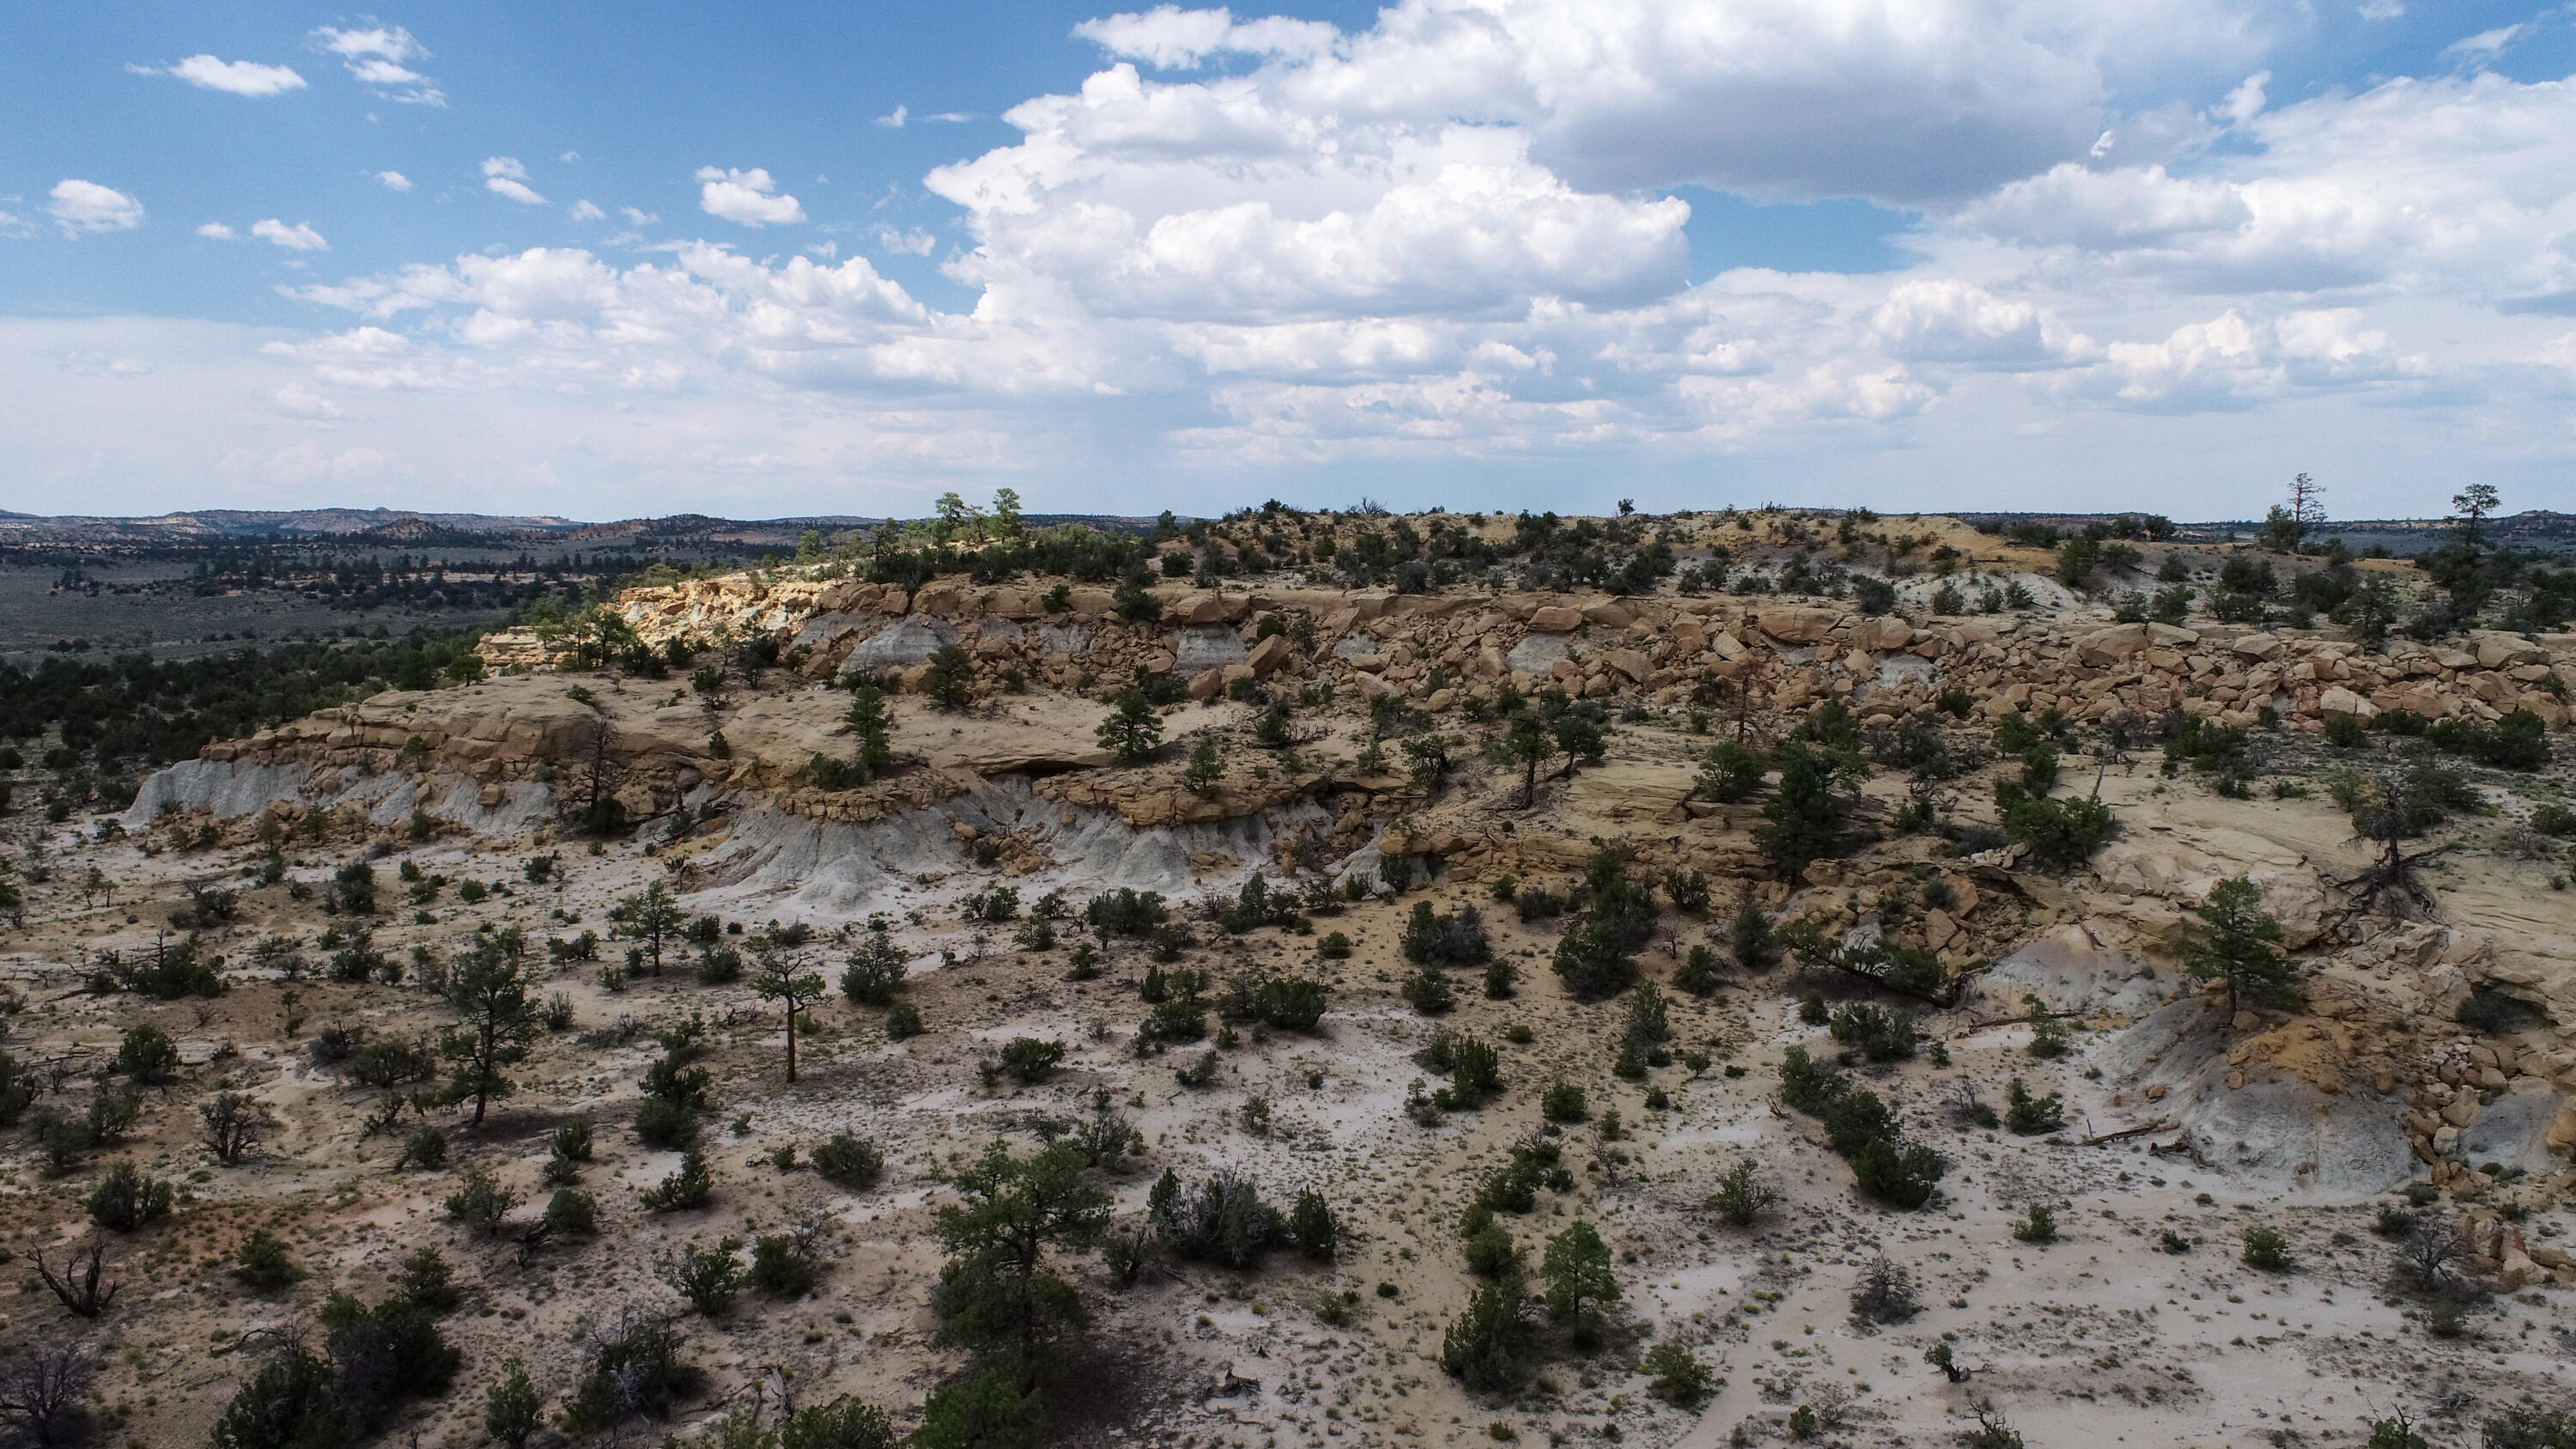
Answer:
311;25;445;106
482;157;547;205
145;55;308;96
569;200;605;222
375;170;413;192
197;222;237;240
31;0;2576;517
252;219;329;252
696;167;806;226
48;180;143;235
1073;6;1338;69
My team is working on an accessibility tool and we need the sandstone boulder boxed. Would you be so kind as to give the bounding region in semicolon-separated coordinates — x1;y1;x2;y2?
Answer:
1246;634;1294;675
1757;606;1838;645
1602;648;1651;685
2075;623;2149;666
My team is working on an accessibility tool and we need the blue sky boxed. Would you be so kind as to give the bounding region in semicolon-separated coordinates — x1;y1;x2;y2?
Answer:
5;1;2575;521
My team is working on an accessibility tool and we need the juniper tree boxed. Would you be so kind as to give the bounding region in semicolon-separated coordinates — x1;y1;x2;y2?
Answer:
750;937;829;1085
1757;741;1843;878
1096;688;1163;764
441;928;540;1125
2181;876;2296;1019
611;881;687;977
1540;1220;1619;1348
845;683;895;779
933;1141;1110;1386
1488;709;1552;807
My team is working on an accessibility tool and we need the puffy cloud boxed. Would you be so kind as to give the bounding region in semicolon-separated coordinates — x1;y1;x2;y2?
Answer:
1267;0;2288;208
146;56;307;96
1073;6;1338;69
932;76;1686;322
376;170;414;192
1959;163;2250;250
621;206;658;225
48;180;143;235
312;26;429;64
311;24;445;106
482;157;547;205
696;167;806;226
273;383;343;417
1950;72;2576;302
33;0;2576;514
1869;279;2096;368
197;222;237;240
877;226;937;256
252;219;329;252
569;200;606;222
2057;307;2429;411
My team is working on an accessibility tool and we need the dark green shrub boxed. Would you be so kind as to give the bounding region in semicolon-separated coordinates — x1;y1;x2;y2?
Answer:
1827;1001;1916;1062
2481;1405;2576;1449
750;1230;823;1295
1674;943;1722;995
1696;741;1767;802
1287;1190;1340;1260
1708;1159;1776;1226
209;1343;358;1449
2242;1225;2293;1271
634;1096;698;1149
1401;901;1492;966
1643;1341;1711;1404
1256;975;1327;1030
2003;1077;2064;1135
839;928;908;1004
640;1148;714;1211
235;1230;303;1290
392;1248;457;1312
1084;887;1169;937
813;1132;885;1190
544;1189;598;1236
2003;792;2114;868
665;1236;745;1315
993;1037;1064;1085
1849;1135;1944;1209
1447;1034;1504;1102
1464;1221;1522;1277
1151;1172;1281;1268
2011;1202;2058;1244
1438;1278;1529;1393
117;1024;182;1084
1540;1081;1588;1123
1400;967;1455;1015
443;1165;520;1234
914;1369;1046;1449
563;1312;698;1435
87;1160;173;1232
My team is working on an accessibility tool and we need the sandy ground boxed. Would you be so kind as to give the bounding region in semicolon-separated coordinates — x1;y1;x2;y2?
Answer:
4;660;2575;1449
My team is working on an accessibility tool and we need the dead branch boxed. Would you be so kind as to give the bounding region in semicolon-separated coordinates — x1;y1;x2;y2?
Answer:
2081;1119;2174;1148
